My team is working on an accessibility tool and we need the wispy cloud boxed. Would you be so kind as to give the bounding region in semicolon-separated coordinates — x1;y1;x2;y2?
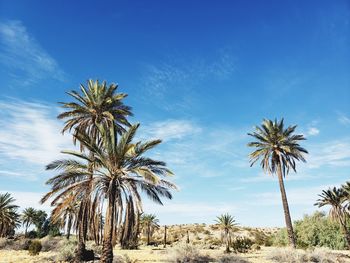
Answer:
141;50;237;112
307;127;320;136
0;100;72;169
250;183;342;206
141;119;201;142
338;113;350;125
0;20;65;85
307;139;350;168
139;119;247;179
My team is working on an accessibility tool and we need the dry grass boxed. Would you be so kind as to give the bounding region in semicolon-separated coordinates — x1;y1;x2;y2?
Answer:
0;238;349;263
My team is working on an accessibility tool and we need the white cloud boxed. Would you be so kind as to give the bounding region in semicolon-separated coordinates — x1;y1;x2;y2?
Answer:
307;127;320;136
307;139;350;168
0;100;72;168
338;114;350;125
142;119;202;141
141;50;237;112
0;20;65;85
251;183;342;206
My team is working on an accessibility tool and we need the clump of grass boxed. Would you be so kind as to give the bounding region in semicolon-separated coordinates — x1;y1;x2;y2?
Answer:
267;247;345;263
217;254;250;263
168;243;212;263
28;240;42;256
56;239;76;262
113;254;138;263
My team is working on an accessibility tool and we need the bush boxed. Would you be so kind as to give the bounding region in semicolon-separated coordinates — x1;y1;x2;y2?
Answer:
0;238;13;249
113;254;138;263
271;228;289;247
294;211;346;250
251;230;273;246
41;236;61;251
56;240;76;262
168;243;212;263
13;238;32;250
217;254;250;263
231;237;253;253
267;247;346;263
271;212;347;249
28;240;42;256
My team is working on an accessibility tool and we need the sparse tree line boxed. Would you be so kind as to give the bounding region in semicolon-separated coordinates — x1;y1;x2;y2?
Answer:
0;80;349;262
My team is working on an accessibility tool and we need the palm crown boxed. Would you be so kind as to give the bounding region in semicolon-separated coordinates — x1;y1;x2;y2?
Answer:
0;193;20;237
58;79;132;145
248;118;308;176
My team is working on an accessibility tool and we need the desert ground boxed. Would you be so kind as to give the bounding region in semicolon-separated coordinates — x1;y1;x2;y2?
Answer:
1;245;350;263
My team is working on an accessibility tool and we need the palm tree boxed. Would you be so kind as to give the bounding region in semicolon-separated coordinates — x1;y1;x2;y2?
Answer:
342;182;350;216
215;213;237;253
141;214;160;245
0;193;20;237
50;193;78;240
21;207;37;237
248;118;307;248
315;187;350;248
43;124;176;263
58;79;132;144
57;79;132;260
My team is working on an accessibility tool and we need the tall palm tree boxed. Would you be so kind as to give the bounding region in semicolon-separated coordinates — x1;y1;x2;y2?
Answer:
0;193;20;237
21;207;37;237
315;187;350;248
248;118;307;248
43;124;176;263
141;214;160;245
215;213;237;253
57;80;132;260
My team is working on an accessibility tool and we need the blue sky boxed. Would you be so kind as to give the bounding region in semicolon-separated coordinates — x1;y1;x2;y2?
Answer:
0;0;349;227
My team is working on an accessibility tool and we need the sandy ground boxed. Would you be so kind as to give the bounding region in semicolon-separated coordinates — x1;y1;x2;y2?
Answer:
0;246;349;263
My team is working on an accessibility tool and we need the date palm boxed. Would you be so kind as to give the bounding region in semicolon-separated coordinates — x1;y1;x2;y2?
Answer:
342;182;350;219
248;118;307;248
315;187;350;248
0;193;20;237
50;193;78;240
21;207;37;237
57;80;132;260
215;213;237;253
58;79;132;143
43;123;176;263
141;214;160;245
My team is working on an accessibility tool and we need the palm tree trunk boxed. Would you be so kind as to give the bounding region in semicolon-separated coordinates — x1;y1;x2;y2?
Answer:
147;224;151;245
101;188;116;263
277;161;296;248
225;230;230;253
75;221;87;262
338;214;350;249
163;225;167;248
67;215;72;240
25;222;29;237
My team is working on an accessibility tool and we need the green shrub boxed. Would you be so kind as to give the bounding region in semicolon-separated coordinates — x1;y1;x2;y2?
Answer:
294;211;346;250
232;237;253;253
271;228;289;247
28;240;42;256
272;212;347;249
